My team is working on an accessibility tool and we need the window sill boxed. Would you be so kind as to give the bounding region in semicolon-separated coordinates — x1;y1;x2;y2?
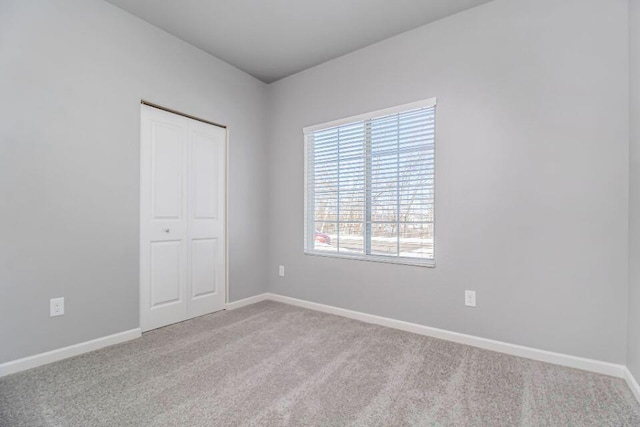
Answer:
304;251;435;268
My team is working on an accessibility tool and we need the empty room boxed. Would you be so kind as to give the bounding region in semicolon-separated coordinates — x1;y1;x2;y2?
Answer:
2;0;640;425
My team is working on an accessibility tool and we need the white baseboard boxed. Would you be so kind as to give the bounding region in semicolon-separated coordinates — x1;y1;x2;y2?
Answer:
225;293;270;310
265;293;626;379
624;367;640;403
0;293;630;391
0;292;272;378
0;328;141;378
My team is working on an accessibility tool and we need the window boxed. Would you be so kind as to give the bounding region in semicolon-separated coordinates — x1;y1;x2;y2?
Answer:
304;98;436;266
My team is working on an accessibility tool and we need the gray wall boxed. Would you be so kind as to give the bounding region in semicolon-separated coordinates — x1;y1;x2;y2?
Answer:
267;0;629;363
629;0;640;379
0;0;269;363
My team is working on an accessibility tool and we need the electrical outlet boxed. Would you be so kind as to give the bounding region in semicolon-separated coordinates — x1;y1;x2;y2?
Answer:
278;265;285;277
465;290;476;307
50;297;64;317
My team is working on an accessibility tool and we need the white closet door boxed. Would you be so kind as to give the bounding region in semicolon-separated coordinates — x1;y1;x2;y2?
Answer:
186;118;226;319
140;105;226;332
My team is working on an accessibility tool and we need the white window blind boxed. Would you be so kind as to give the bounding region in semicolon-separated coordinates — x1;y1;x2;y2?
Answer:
304;99;436;266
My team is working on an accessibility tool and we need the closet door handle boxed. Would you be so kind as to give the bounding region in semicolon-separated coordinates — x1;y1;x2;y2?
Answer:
164;228;170;233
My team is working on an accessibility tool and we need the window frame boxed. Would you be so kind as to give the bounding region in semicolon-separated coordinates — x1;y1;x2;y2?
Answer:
303;98;437;267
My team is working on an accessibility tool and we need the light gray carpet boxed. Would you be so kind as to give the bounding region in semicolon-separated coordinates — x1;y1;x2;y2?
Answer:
1;301;639;426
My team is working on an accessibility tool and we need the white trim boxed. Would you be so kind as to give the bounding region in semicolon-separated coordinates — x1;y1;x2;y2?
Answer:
264;293;625;378
1;293;630;388
225;293;270;310
303;97;437;133
0;328;141;378
304;250;435;268
624;367;640;403
224;127;230;304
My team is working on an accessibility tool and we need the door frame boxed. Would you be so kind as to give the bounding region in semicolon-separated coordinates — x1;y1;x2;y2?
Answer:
138;100;230;332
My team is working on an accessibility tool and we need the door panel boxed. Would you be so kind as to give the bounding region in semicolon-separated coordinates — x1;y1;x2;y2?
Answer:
140;104;226;332
150;241;183;306
191;133;219;219
191;238;217;298
151;123;184;219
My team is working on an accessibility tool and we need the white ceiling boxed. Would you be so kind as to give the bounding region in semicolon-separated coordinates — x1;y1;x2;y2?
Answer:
105;0;493;83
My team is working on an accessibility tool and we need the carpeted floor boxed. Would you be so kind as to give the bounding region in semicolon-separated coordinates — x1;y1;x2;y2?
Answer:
1;301;639;426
